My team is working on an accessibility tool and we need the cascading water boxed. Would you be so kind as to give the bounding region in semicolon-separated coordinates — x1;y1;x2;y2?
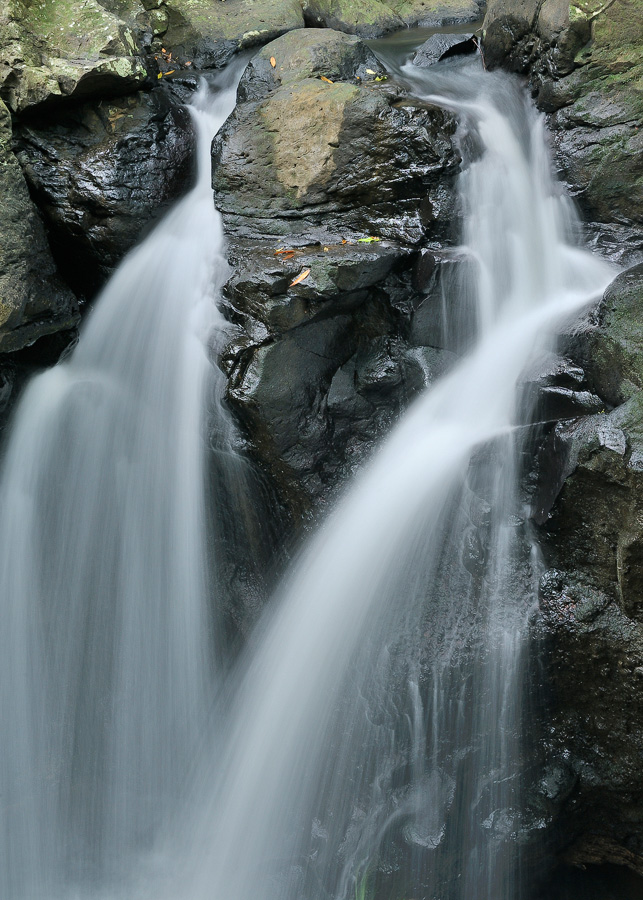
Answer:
174;56;615;900
0;68;242;899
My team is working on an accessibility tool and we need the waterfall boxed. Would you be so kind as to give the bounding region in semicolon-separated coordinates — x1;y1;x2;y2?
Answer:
173;62;614;900
0;69;241;898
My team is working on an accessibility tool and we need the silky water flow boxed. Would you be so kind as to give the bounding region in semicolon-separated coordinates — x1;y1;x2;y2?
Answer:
174;58;615;900
0;67;245;899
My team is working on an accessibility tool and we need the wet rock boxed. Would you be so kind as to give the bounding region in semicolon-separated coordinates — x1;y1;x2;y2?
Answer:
212;29;459;247
482;0;643;258
14;85;196;297
0;98;78;353
161;0;305;69
533;267;643;877
0;0;148;113
301;0;483;37
214;29;461;515
413;32;477;67
221;237;430;512
568;264;643;408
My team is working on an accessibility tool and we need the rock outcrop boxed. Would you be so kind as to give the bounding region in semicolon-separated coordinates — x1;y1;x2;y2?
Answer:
0;98;77;353
14;84;197;297
533;265;643;878
300;0;483;35
482;0;643;261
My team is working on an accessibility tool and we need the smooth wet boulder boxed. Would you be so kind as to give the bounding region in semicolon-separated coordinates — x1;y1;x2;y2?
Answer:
300;0;483;36
533;266;643;878
14;84;197;297
160;0;305;68
0;0;149;113
482;0;643;259
0;98;78;353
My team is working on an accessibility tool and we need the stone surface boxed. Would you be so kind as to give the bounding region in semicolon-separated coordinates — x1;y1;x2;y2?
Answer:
301;0;483;36
413;31;477;66
212;29;461;512
161;0;305;69
482;0;643;260
533;266;643;878
14;82;197;297
0;0;149;113
0;98;78;352
212;29;459;246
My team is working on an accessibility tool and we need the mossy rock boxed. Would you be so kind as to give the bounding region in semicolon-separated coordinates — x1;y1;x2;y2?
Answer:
301;0;482;36
0;0;148;112
161;0;305;68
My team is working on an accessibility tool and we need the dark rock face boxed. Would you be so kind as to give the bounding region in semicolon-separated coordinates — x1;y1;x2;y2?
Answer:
14;85;197;298
213;29;461;514
533;265;643;878
482;0;643;262
0;98;78;352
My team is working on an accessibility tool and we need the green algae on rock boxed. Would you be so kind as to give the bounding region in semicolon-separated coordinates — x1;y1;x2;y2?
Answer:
0;0;148;112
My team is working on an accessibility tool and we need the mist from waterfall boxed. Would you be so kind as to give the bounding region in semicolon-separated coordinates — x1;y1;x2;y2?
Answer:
171;60;614;900
0;68;243;899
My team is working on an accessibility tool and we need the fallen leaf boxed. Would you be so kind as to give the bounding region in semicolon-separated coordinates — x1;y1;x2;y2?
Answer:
320;76;334;84
289;268;311;287
279;251;296;260
185;61;192;66
365;68;376;75
270;56;276;68
165;69;175;75
374;75;387;82
157;72;163;79
357;236;381;243
323;247;329;252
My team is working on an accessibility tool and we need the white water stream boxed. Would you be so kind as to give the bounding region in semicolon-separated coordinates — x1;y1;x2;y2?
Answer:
0;70;241;899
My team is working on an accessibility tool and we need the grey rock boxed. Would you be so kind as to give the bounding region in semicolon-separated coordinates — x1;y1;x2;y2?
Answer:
413;32;477;67
0;98;78;353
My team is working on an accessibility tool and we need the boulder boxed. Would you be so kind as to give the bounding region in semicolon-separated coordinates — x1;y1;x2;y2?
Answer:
213;29;461;513
413;31;477;66
212;29;459;246
160;0;305;69
14;82;197;297
0;0;149;113
0;98;78;353
482;0;643;260
301;0;483;37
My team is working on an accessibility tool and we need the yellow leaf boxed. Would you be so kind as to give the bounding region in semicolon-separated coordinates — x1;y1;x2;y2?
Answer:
365;68;376;74
289;268;311;287
323;247;329;252
320;76;334;84
357;236;381;243
270;56;276;68
165;69;175;75
157;72;163;79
